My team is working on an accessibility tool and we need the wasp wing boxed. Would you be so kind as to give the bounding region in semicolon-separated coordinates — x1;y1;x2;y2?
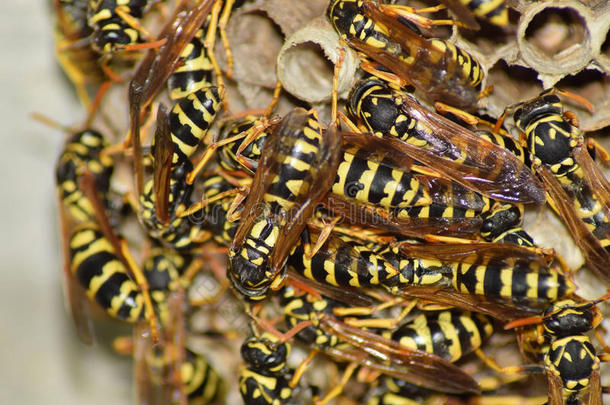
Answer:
437;0;480;30
341;131;487;211
396;241;550;267
267;118;342;274
152;104;174;226
537;164;610;282
323;194;483;238
398;286;541;321
319;315;481;394
57;195;95;345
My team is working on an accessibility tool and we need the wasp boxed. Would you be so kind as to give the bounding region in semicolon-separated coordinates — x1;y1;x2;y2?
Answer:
137;104;212;251
55;128;137;343
509;89;610;282
53;0;105;108
57;156;159;344
280;285;481;401
127;0;216;166
212;113;500;241
56;129;114;223
87;0;153;53
239;331;295;405
505;292;610;405
393;241;574;321
327;0;486;109
346;75;545;206
228;108;342;301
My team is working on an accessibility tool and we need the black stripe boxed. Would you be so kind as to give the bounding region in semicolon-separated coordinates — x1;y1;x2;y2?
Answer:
456;263;477;294
452;312;475;355
343;154;367;198
483;263;502;298
428;318;450;359
74;250;115;288
511;263;529;301
94;271;131;310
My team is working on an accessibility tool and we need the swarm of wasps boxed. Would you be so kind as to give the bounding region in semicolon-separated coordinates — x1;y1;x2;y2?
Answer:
51;0;610;404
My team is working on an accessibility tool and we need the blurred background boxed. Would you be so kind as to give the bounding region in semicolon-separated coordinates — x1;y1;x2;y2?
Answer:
0;1;132;403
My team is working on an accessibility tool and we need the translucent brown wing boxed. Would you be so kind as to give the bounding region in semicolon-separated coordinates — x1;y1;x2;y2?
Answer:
323;194;483;238
152;104;173;226
390;104;545;205
586;366;602;405
57;192;95;345
352;1;479;108
267;117;343;273
437;0;480;30
537;164;610;282
546;370;564;405
134;288;188;405
397;286;540;321
318;315;481;394
341;131;487;211
396;241;550;267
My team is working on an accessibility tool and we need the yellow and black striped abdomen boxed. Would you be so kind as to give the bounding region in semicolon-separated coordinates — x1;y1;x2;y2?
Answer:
451;259;572;308
168;86;222;166
56;130;114;222
263;111;324;212
332;149;432;209
429;39;484;89
386;310;493;363
167;27;214;101
288;233;399;291
69;222;144;322
458;0;508;26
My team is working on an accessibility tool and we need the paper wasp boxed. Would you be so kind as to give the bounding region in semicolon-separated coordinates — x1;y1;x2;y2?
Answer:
327;0;486;109
87;0;152;54
137;104;212;251
505;291;610;405
279;285;482;402
53;0;105;109
228;108;342;301
239;331;295;405
212;113;511;241
56;129;160;344
346;74;545;206
508;89;610;282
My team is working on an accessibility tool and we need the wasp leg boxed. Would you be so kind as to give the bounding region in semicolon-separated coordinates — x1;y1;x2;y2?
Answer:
586;137;610;164
119;239;160;343
186;115;276;184
290;349;318;388
218;0;236;79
